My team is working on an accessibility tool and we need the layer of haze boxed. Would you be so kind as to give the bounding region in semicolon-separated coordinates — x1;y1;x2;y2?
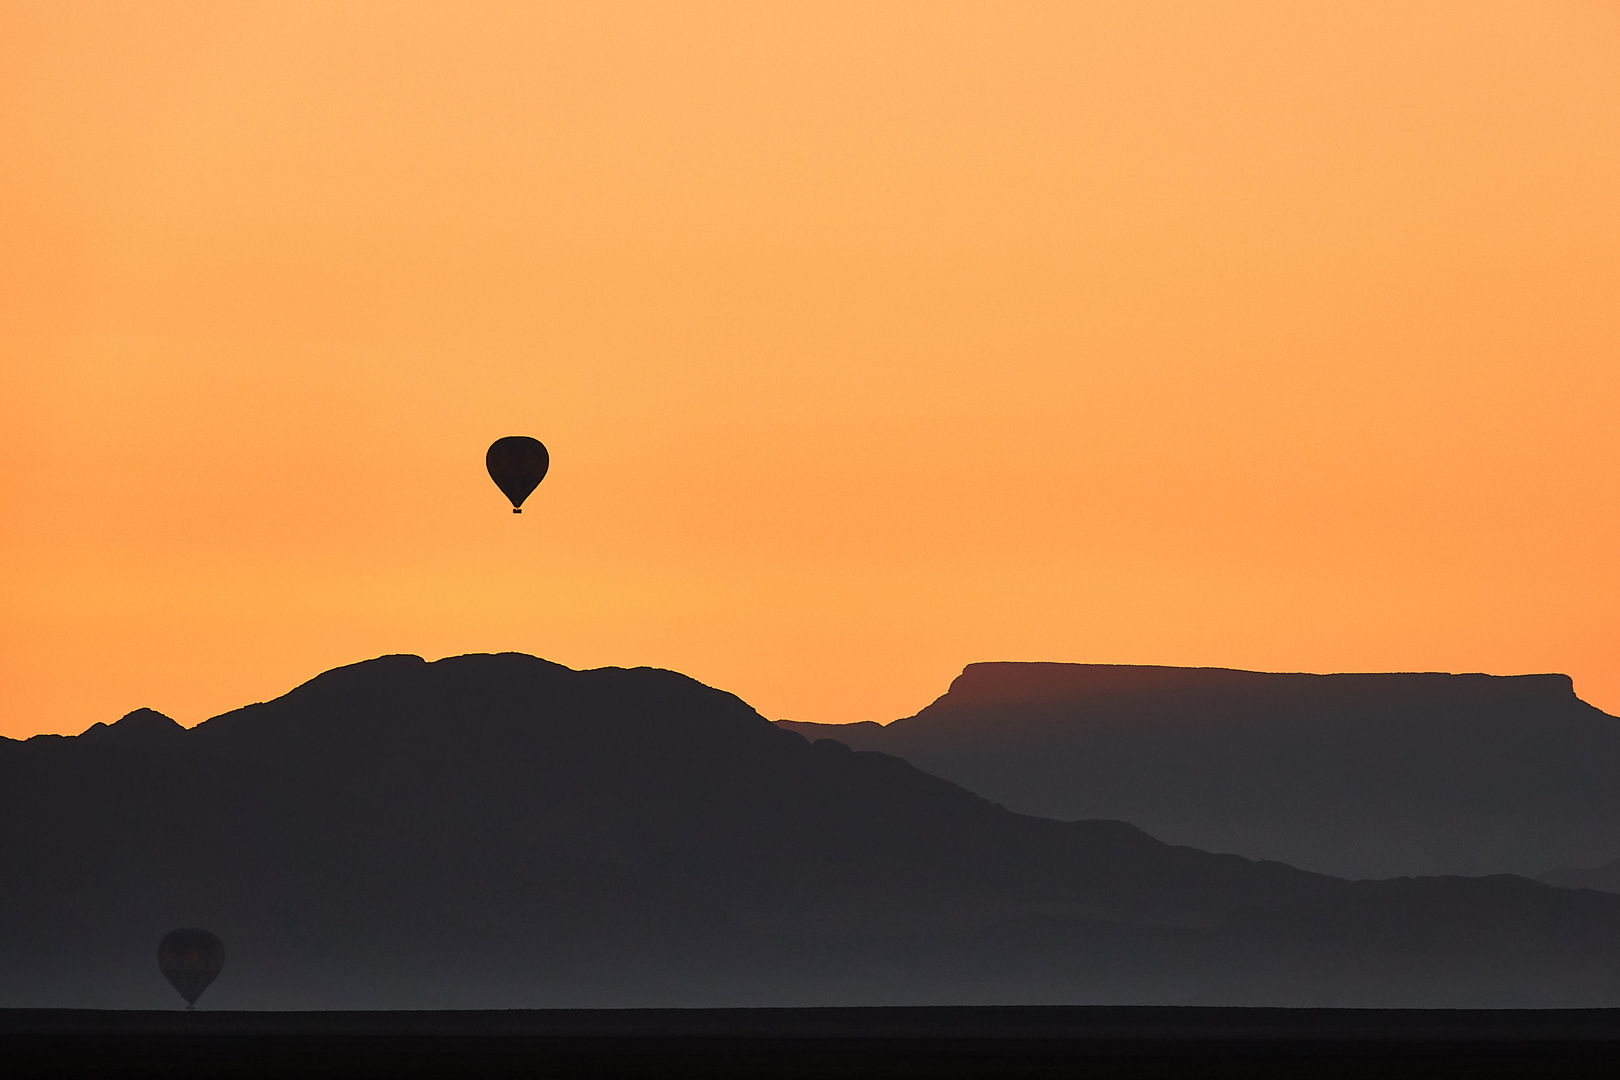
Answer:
3;1;1618;738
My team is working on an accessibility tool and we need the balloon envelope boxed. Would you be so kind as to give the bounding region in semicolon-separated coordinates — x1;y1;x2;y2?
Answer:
158;928;224;1007
486;436;550;513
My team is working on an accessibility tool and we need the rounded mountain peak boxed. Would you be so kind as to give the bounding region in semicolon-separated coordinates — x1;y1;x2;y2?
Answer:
79;707;185;741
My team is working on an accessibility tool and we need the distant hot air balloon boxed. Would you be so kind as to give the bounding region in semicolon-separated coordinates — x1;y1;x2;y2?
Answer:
486;436;550;514
158;928;225;1009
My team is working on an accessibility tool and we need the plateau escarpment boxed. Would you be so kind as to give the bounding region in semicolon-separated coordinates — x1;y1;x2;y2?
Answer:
779;663;1620;880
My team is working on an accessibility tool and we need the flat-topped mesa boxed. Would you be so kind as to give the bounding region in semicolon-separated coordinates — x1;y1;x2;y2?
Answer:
917;662;1585;721
777;662;1619;881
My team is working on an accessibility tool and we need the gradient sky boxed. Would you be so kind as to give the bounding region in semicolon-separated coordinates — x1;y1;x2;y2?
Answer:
4;1;1618;738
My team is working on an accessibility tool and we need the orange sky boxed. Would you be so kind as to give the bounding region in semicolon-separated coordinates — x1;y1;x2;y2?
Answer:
3;1;1618;738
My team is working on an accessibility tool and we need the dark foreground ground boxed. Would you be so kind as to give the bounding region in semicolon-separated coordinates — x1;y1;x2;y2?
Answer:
6;1006;1620;1079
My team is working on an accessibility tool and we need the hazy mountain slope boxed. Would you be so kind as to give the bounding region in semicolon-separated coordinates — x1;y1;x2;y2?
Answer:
6;653;1620;1009
1539;857;1620;894
778;663;1620;879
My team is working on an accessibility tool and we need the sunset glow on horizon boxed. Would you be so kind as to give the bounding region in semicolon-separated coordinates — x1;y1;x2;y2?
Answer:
3;1;1618;738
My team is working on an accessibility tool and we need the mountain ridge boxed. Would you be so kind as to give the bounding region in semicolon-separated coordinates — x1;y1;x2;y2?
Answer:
6;653;1620;1009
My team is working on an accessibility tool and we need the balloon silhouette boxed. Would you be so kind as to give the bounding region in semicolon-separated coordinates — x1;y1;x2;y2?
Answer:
158;928;225;1009
486;436;550;514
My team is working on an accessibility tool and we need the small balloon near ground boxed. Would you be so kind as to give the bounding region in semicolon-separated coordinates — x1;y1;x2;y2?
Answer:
158;928;225;1009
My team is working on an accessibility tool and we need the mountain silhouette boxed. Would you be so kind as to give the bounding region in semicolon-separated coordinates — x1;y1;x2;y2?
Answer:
1539;858;1620;894
6;653;1620;1009
778;662;1620;880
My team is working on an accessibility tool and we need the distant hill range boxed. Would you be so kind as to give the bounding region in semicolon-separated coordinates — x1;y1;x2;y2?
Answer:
779;663;1620;882
7;654;1620;1009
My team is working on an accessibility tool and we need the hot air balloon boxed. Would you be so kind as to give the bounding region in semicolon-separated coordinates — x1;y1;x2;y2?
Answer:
158;928;225;1009
486;436;550;514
